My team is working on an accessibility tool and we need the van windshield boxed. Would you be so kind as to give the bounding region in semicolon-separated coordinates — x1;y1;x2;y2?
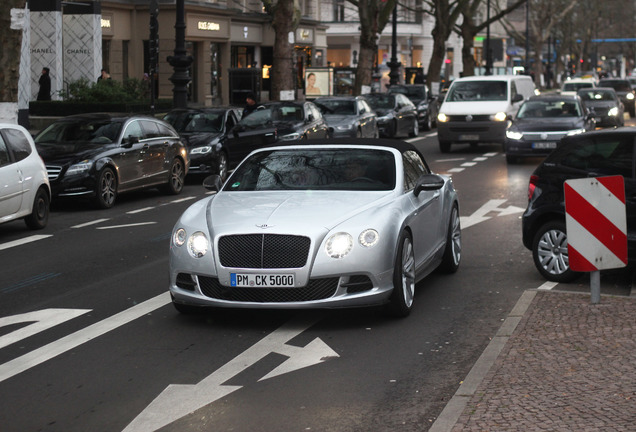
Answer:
446;81;507;102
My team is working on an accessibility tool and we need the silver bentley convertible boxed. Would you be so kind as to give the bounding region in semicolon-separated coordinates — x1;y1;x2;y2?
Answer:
169;139;461;317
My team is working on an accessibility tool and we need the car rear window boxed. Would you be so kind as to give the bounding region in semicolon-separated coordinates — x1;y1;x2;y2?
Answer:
556;135;634;178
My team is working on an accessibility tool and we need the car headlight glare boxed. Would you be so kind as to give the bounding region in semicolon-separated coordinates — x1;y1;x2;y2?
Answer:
608;107;619;117
359;229;379;248
191;146;212;155
506;130;523;140
66;161;93;176
567;128;586;136
280;132;301;141
437;113;449;122
325;232;353;259
187;231;209;258
173;228;187;247
492;112;507;122
627;93;635;100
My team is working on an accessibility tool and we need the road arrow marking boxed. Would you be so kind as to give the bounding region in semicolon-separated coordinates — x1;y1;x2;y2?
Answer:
123;316;339;432
460;199;525;229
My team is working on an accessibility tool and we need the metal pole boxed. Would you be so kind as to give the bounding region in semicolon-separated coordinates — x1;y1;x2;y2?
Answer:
525;0;530;75
167;0;193;108
485;0;492;75
591;270;600;304
388;5;401;86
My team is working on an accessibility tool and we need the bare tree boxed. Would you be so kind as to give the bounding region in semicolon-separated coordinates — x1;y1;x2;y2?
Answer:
0;0;26;104
262;0;301;100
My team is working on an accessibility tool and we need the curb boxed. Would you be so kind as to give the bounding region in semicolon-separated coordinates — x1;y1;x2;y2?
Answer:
428;290;537;432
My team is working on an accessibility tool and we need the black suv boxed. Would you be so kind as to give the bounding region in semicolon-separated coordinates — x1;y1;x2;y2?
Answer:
522;128;636;282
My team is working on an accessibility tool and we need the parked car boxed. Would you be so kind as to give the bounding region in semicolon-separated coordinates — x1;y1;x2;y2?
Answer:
597;78;635;117
522;127;636;282
169;138;461;317
504;94;596;163
578;87;625;128
387;83;439;130
436;75;536;152
164;107;240;181
34;113;188;209
313;96;378;138
0;124;50;229
364;93;419;138
223;101;329;171
560;78;596;96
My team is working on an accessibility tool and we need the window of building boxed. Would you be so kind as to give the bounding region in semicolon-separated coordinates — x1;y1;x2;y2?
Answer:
231;46;255;68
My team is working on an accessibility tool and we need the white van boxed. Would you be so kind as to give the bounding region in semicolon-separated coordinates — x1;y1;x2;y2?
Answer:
436;75;536;152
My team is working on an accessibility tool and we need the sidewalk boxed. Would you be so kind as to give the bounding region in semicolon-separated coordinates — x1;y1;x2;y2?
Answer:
430;289;636;432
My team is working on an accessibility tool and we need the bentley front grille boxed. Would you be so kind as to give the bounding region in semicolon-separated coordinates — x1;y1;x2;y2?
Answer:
199;276;339;303
218;234;311;269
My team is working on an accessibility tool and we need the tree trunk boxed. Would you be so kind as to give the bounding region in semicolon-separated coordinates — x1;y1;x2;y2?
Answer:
460;19;477;77
269;0;298;101
0;0;26;103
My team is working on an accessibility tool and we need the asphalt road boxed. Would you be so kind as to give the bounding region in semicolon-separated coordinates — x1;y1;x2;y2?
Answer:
0;128;632;432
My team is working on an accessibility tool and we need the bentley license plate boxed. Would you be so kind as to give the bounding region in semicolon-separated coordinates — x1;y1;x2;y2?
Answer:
532;141;557;149
230;273;295;287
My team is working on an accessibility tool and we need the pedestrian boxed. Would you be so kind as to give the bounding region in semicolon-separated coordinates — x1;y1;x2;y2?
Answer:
97;69;111;82
37;67;51;101
242;91;258;119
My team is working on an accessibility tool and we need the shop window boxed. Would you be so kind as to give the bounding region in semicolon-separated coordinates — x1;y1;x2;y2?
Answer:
232;46;255;68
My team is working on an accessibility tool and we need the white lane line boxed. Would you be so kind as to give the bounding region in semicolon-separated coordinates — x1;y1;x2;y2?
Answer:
484;152;498;157
447;168;465;173
96;222;157;230
169;196;197;203
538;281;558;290
0;292;171;383
461;162;477;167
0;235;52;252
127;207;155;214
472;157;487;161
71;218;110;229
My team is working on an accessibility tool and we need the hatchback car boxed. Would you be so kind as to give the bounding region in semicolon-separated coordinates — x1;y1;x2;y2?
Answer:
223;101;329;170
364;93;419;138
578;87;625;128
313;96;378;138
597;78;635;117
504;94;596;163
0;124;50;229
34;113;188;209
164;107;240;181
387;84;438;130
169;139;461;317
522;127;636;282
560;78;596;96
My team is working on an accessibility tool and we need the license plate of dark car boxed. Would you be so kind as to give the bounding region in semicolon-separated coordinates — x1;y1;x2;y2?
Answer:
230;273;295;287
532;141;557;149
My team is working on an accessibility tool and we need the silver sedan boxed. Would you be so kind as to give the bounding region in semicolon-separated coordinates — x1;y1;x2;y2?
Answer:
169;139;461;317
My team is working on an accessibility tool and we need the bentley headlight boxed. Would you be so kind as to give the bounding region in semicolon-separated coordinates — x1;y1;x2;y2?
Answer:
325;232;353;259
567;128;586;136
173;228;187;247
280;132;302;141
359;229;379;248
66;161;93;176
608;107;619;117
437;113;449;123
506;130;523;140
191;146;212;155
187;231;209;258
492;112;508;122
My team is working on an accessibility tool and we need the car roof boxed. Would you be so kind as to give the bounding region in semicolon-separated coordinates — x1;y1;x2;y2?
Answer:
561;126;636;144
259;138;424;156
58;112;157;122
527;94;581;102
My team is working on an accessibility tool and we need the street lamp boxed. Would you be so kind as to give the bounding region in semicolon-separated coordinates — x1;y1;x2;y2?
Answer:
485;0;492;75
167;0;193;108
387;5;401;86
525;0;530;76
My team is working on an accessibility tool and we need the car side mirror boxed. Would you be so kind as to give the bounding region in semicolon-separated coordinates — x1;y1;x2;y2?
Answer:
413;174;445;197
122;135;139;147
307;114;314;122
203;174;223;192
512;94;523;103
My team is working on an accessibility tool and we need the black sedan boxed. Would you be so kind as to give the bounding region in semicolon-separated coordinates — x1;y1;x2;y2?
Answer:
387;84;438;130
34;113;188;209
313;96;378;138
598;78;636;117
364;93;419;138
164;107;240;181
578;87;625;128
504;94;596;163
522;127;636;282
223;101;329;170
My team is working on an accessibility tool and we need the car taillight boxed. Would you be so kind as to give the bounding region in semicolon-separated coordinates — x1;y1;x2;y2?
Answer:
528;175;538;201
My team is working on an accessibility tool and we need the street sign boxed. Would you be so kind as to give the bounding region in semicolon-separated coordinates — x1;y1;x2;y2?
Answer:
564;175;627;272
